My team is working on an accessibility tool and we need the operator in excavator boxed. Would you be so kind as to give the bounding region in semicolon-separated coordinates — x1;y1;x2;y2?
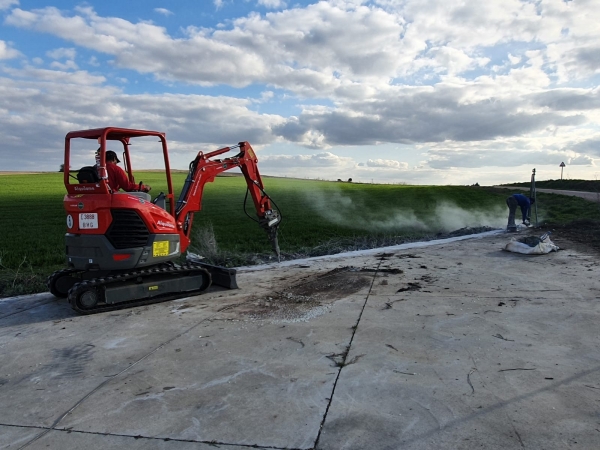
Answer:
104;150;151;193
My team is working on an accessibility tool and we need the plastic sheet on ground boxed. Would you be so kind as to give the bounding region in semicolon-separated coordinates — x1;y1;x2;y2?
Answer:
503;236;560;255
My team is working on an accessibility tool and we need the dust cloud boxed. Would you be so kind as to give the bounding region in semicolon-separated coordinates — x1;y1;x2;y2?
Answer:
305;189;506;233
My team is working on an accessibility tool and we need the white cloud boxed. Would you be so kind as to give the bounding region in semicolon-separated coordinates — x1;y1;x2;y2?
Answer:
273;81;588;147
0;40;20;59
366;159;408;169
6;1;600;93
0;0;18;11
3;66;105;85
0;66;284;170
49;60;78;70
154;8;173;16
568;154;594;165
507;53;521;65
425;145;594;169
260;152;354;168
417;46;490;76
46;47;76;60
257;0;286;8
572;137;600;157
2;1;600;183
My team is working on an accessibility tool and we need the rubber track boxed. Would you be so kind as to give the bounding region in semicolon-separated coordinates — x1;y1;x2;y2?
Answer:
67;264;211;315
46;268;81;295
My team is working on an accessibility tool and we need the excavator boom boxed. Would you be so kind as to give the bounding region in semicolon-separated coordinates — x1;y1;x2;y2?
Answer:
175;141;281;259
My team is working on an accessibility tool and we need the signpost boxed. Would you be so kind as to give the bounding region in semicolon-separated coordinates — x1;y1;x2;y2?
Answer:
560;162;566;180
530;168;538;227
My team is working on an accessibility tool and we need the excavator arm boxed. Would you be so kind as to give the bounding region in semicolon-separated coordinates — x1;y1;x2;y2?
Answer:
174;141;281;259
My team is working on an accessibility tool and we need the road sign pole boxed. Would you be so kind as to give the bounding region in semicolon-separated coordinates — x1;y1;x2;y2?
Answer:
530;168;538;227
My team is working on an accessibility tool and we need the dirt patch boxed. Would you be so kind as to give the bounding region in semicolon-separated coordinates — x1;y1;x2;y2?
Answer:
239;267;373;322
396;254;420;259
537;219;600;256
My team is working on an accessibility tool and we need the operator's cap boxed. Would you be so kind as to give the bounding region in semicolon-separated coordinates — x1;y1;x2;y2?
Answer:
106;150;121;163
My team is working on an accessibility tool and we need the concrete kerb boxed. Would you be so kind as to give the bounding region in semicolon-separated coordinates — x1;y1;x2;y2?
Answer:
237;229;506;273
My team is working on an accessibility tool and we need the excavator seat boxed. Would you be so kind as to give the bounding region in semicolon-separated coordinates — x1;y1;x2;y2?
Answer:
76;166;100;184
152;192;167;210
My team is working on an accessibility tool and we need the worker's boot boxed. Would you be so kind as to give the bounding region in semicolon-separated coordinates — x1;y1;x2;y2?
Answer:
506;197;518;232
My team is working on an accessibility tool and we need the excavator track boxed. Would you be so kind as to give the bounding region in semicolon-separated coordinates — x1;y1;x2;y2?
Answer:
47;268;83;298
67;264;211;315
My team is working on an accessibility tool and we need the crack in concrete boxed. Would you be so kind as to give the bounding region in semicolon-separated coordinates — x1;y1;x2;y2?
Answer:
313;257;384;449
0;423;306;450
398;365;600;446
511;422;525;448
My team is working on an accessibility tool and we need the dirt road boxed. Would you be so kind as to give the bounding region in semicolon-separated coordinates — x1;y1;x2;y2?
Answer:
495;185;600;202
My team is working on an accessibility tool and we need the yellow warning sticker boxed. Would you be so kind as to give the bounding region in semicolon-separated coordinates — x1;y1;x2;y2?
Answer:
148;286;159;291
153;241;169;257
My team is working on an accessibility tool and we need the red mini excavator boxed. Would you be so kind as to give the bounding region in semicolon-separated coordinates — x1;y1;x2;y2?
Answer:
47;127;281;314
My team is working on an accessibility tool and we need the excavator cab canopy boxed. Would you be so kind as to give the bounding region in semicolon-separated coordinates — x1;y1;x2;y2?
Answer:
64;127;176;216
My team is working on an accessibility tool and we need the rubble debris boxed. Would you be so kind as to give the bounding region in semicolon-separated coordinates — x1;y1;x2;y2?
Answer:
397;282;422;293
492;334;514;342
467;368;477;394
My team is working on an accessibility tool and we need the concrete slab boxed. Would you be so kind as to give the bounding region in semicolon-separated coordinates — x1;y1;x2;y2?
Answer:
1;232;599;449
0;424;41;449
54;298;363;448
24;429;262;450
316;235;600;450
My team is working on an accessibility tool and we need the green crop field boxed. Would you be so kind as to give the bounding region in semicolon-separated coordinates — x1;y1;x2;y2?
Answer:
1;172;599;297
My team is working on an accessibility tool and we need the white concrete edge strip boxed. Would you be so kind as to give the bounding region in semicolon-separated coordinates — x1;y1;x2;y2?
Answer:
237;229;506;273
2;229;506;302
0;292;54;303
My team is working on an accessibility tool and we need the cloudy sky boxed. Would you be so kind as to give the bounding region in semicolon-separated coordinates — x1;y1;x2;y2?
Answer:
1;0;599;184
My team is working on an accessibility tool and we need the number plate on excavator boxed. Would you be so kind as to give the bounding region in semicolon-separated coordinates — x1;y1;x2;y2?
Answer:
79;213;98;229
153;241;169;257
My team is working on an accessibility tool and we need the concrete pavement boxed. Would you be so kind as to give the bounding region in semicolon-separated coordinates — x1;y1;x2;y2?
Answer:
1;232;599;449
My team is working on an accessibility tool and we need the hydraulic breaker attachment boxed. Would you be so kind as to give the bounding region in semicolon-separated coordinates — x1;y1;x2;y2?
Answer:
260;209;281;261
